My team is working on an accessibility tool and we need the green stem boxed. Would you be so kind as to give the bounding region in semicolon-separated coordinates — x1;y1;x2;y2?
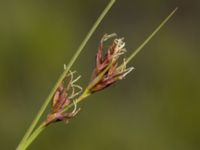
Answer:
16;0;116;149
22;124;46;150
126;7;178;64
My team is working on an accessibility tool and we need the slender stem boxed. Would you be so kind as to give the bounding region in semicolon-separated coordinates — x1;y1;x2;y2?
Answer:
22;124;46;150
126;7;178;64
16;0;116;149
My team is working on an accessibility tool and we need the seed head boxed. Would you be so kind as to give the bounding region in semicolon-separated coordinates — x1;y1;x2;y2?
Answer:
90;33;134;93
45;71;82;125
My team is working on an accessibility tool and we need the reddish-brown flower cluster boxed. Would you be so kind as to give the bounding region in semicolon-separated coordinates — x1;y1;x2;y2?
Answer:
90;33;133;93
45;34;133;125
45;72;82;125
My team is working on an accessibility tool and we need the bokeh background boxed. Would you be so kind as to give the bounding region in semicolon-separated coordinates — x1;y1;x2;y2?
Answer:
0;0;200;149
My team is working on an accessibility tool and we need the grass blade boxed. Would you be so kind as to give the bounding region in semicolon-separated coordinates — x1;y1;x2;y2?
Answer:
126;7;178;64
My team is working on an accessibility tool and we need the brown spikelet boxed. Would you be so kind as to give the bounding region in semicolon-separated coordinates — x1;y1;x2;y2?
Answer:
90;34;134;93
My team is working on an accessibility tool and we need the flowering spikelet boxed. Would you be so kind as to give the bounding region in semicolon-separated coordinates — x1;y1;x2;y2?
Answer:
90;33;134;92
45;71;82;125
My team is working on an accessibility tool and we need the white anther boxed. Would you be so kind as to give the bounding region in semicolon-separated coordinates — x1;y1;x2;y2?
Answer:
71;100;77;114
102;33;117;42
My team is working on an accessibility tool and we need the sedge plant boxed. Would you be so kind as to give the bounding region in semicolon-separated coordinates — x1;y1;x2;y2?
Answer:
16;0;178;149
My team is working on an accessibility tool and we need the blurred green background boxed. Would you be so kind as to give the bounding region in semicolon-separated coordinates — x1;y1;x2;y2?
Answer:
0;0;200;149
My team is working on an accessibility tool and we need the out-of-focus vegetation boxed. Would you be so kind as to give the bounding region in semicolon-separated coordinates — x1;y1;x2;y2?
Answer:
0;0;200;150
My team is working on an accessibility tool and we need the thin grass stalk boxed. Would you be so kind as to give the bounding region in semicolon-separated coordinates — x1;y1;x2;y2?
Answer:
126;7;178;64
16;0;116;149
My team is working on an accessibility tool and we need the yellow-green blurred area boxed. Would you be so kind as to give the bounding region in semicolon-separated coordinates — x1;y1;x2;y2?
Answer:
0;0;200;149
